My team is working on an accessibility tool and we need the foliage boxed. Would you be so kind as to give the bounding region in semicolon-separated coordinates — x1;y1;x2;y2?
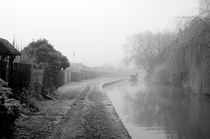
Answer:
0;78;21;138
124;15;210;91
20;39;70;91
171;16;210;92
20;39;69;69
0;78;12;99
13;88;39;112
126;15;210;94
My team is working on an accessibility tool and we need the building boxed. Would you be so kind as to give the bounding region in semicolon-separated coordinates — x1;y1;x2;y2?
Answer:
70;62;86;71
0;38;21;84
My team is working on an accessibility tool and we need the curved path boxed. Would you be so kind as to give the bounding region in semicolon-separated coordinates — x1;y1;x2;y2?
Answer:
48;78;131;139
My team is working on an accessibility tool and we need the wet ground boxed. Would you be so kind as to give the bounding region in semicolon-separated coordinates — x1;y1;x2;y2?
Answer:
105;78;210;139
48;78;131;139
15;77;131;139
14;78;110;139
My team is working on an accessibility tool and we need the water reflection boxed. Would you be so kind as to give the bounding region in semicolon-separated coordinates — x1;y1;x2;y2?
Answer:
105;81;210;139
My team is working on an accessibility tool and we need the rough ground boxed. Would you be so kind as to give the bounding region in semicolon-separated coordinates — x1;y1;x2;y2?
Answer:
14;78;131;139
48;79;131;139
14;79;99;139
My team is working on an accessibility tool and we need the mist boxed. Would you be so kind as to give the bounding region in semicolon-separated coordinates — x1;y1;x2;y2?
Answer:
0;0;197;67
2;0;210;139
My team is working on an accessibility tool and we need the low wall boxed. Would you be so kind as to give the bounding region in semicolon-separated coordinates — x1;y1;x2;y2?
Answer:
56;69;124;88
101;78;126;88
71;71;82;82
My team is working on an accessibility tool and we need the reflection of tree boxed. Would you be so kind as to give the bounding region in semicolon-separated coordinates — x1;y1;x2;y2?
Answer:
122;84;209;139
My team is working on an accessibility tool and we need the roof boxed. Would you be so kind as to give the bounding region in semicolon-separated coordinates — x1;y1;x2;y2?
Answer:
0;38;21;56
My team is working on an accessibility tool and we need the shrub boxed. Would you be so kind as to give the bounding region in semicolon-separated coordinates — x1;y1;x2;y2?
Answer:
0;78;21;138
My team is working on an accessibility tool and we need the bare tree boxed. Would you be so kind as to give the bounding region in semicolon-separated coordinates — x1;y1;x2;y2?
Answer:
124;31;175;72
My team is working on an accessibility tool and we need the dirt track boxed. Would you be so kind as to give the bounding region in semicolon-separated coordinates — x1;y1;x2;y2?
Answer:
48;80;131;139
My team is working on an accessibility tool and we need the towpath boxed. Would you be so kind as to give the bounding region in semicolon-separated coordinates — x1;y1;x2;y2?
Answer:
48;77;131;139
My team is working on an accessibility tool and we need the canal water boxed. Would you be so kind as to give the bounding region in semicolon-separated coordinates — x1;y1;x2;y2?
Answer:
104;79;210;139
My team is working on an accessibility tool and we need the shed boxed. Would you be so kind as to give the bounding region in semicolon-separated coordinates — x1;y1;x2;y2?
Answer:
0;37;21;84
0;38;21;56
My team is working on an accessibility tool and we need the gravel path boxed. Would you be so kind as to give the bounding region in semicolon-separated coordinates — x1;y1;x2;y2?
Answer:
48;80;131;139
14;78;130;139
14;79;100;139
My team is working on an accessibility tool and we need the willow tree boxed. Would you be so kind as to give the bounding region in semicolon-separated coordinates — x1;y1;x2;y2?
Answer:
173;16;210;93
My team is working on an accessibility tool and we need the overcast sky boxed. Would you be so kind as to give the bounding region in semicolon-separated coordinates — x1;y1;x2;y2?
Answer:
0;0;198;67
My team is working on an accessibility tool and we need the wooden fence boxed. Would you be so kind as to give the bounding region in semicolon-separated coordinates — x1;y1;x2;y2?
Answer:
2;62;118;91
10;63;44;93
11;63;32;92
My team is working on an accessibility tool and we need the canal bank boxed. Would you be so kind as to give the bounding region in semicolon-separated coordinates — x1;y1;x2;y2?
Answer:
105;79;210;139
48;78;131;139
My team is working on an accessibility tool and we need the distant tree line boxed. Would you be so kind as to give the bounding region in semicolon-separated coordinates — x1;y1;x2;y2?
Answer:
125;15;210;94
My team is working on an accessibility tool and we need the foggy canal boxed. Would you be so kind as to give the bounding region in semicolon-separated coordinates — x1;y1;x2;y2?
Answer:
105;77;210;139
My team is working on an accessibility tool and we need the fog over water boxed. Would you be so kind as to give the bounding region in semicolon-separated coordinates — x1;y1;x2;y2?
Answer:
0;0;197;66
105;77;210;139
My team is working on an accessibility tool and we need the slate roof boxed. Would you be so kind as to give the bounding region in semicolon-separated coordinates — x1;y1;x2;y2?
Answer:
0;38;20;56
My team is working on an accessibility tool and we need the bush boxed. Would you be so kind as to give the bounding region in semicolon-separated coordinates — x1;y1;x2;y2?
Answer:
0;78;21;138
13;88;39;113
20;39;70;92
